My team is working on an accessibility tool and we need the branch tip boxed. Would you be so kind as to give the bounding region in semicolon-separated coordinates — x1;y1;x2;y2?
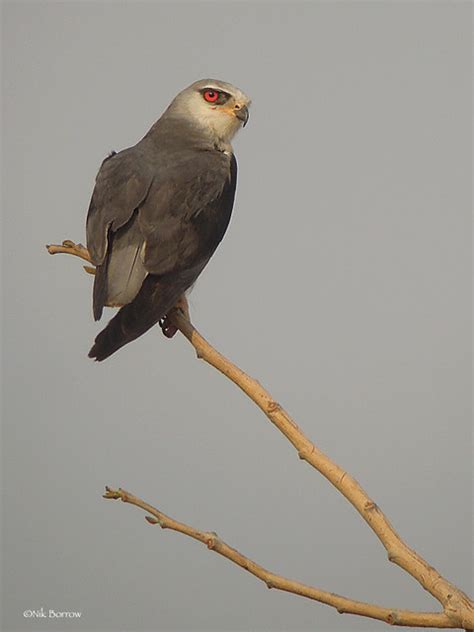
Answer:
103;486;124;501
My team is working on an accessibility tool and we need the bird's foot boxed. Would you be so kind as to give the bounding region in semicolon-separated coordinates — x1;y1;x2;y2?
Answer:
159;295;190;338
159;315;178;338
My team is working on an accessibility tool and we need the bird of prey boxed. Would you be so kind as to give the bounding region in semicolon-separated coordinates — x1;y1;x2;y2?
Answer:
86;79;250;361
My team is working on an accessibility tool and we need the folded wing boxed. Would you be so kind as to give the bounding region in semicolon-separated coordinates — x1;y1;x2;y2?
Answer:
86;143;237;360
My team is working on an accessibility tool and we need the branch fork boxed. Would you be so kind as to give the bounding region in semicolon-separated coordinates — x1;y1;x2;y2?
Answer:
48;240;474;630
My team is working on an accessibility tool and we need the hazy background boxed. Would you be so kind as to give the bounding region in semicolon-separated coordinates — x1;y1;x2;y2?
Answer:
2;2;472;631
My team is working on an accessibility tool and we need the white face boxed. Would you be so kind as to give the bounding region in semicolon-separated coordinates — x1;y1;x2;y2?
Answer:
168;79;251;143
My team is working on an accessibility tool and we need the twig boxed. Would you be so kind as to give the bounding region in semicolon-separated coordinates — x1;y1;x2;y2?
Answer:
103;486;457;628
47;240;474;629
46;240;95;274
46;240;92;262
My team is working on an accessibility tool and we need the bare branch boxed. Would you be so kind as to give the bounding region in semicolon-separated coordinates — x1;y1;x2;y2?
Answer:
103;486;456;628
167;308;474;630
47;240;474;629
46;240;92;263
46;240;95;275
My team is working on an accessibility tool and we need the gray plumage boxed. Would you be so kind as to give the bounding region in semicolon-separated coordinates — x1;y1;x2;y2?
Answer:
86;79;250;360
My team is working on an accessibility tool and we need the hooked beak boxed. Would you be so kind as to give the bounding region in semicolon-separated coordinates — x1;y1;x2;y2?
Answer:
235;104;249;127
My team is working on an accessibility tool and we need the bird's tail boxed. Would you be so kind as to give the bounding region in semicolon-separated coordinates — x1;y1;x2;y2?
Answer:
88;275;182;361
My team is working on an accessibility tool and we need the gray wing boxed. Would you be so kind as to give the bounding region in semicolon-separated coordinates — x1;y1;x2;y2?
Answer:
88;150;237;361
137;149;235;275
86;148;153;320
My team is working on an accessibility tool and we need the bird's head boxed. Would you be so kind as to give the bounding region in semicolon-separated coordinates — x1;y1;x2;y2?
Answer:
166;79;251;144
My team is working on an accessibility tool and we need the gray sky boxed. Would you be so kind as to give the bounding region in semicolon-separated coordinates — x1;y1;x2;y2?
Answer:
2;1;472;631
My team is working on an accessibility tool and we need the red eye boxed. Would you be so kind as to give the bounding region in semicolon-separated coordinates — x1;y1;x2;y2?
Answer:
203;89;219;103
